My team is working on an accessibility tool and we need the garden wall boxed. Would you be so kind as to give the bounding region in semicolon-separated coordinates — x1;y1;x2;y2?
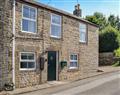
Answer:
99;52;114;66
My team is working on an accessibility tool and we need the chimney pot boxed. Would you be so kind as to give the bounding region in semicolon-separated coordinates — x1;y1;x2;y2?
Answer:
77;4;80;9
73;4;82;17
75;5;77;10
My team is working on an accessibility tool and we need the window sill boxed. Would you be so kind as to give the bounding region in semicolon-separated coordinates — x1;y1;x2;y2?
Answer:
21;31;37;34
79;40;87;44
79;40;86;43
19;68;36;71
68;67;79;72
50;36;61;39
69;67;78;69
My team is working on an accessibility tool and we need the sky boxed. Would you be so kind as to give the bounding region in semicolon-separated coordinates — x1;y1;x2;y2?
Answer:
35;0;120;18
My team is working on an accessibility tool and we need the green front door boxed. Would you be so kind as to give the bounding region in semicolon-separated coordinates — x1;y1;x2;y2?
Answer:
48;51;56;81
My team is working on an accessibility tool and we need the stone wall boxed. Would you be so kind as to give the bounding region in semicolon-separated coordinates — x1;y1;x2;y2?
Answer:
79;25;99;78
3;0;99;88
0;0;13;90
99;52;114;66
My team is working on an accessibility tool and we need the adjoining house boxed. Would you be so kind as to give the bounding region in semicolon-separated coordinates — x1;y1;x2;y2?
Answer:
0;0;99;89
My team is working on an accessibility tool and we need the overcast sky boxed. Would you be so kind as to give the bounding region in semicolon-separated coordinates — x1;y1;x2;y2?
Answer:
36;0;120;18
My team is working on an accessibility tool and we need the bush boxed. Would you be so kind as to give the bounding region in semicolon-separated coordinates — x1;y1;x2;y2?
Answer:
99;25;120;52
112;48;120;67
112;61;120;67
114;48;120;57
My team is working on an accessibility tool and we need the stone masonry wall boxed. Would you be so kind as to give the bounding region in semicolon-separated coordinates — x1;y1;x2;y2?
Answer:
99;52;114;66
59;18;99;80
15;2;44;88
11;0;98;88
79;25;98;78
0;0;13;90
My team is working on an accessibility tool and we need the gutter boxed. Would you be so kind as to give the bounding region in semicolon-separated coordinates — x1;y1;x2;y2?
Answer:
12;0;16;88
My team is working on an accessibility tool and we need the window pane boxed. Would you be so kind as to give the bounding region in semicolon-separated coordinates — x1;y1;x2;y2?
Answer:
22;5;37;33
22;19;36;33
70;55;77;60
28;54;34;60
21;53;27;60
73;62;77;67
70;62;77;67
20;62;27;68
70;55;74;60
80;32;86;42
23;6;29;18
52;14;61;24
80;23;86;29
28;62;35;68
80;23;87;42
29;21;36;33
30;8;36;19
80;28;86;33
51;24;61;37
74;55;77;60
22;19;29;31
70;62;73;67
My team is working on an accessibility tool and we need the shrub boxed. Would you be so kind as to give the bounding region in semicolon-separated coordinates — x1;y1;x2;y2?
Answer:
112;61;120;67
114;48;120;57
99;25;120;52
113;48;120;67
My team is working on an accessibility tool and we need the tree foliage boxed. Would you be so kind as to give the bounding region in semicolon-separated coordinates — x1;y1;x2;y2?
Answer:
86;12;107;30
85;12;120;53
108;15;120;30
99;25;120;52
114;48;120;57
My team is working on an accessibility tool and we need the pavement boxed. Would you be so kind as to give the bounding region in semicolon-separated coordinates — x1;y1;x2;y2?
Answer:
0;66;120;95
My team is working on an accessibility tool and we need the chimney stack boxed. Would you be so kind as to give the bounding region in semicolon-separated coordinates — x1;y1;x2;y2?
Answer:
73;4;82;17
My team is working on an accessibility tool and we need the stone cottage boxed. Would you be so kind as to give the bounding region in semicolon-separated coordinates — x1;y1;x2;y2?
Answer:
0;0;99;89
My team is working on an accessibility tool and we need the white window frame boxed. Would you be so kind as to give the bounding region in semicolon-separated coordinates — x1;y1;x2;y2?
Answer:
21;4;37;34
69;54;78;69
20;52;36;71
50;13;61;38
79;23;87;43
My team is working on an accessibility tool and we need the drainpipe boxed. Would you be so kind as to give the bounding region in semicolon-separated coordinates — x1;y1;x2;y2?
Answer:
12;0;16;88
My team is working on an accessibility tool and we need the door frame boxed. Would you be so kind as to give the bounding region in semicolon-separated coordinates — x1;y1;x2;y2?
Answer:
47;51;59;81
56;51;59;81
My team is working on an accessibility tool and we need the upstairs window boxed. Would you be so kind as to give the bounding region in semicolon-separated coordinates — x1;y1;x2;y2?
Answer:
79;23;87;43
51;14;61;38
22;5;37;33
20;52;36;70
69;54;78;69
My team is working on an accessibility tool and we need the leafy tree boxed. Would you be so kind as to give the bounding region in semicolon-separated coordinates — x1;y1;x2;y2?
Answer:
116;16;120;31
86;12;107;30
114;48;120;57
99;25;120;52
117;22;120;31
108;15;120;30
108;15;116;27
86;12;120;53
